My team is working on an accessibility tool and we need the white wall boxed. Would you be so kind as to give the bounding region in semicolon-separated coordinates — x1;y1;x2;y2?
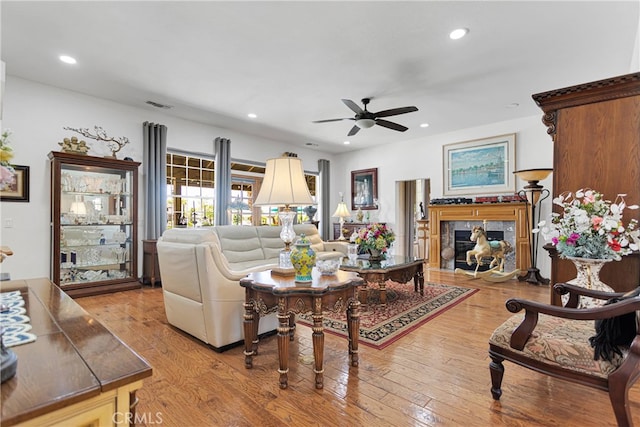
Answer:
0;77;334;280
1;76;558;281
330;115;555;276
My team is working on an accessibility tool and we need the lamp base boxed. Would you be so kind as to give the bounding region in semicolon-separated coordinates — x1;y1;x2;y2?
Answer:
518;268;550;286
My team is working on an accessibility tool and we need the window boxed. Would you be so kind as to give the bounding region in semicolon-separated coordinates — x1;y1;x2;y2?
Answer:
166;153;215;228
166;152;317;228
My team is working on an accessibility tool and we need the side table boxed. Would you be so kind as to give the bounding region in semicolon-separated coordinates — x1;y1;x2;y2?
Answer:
141;240;161;287
240;269;364;389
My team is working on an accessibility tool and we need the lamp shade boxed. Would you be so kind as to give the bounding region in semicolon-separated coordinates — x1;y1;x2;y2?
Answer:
254;156;315;207
332;202;350;218
513;168;553;183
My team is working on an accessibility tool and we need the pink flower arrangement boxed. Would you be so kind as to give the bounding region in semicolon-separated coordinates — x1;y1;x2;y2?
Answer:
354;223;395;253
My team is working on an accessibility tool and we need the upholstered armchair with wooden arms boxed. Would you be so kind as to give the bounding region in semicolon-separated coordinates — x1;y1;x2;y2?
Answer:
489;283;640;427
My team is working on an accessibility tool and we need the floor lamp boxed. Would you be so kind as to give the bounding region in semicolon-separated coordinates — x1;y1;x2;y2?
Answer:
332;193;351;240
254;155;315;270
513;168;553;285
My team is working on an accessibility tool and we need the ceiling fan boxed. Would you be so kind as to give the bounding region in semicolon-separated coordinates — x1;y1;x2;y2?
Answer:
312;98;418;136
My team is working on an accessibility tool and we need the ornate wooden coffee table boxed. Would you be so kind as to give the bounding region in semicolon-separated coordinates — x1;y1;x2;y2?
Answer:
340;256;424;306
240;269;363;390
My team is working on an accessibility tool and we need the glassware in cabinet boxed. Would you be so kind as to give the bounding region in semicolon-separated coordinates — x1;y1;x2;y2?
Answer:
50;151;141;297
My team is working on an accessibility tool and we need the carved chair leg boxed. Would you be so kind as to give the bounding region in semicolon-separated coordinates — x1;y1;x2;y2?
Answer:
489;354;505;400
607;355;640;427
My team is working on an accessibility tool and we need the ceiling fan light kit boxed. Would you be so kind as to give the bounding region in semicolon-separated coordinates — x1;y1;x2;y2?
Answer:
313;97;418;136
355;118;375;129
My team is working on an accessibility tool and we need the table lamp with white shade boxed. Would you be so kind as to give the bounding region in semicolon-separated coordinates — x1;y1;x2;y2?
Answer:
332;193;351;240
254;155;315;270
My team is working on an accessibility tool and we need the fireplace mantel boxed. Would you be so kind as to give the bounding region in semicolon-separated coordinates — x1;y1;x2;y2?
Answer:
427;202;530;271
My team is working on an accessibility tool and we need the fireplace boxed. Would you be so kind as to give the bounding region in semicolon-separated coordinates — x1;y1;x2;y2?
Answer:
454;229;504;271
427;203;529;272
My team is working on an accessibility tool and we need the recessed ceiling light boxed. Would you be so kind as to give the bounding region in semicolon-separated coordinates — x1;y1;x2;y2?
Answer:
343;140;351;145
59;55;77;64
420;123;430;128
449;28;469;40
247;113;257;119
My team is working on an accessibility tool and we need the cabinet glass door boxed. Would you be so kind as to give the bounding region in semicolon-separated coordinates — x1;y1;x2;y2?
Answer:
58;165;134;286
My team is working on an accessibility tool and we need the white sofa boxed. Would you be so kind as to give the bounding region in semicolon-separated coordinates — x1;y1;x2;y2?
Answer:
156;223;347;351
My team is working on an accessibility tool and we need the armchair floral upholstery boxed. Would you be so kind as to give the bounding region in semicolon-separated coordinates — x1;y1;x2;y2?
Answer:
489;283;640;427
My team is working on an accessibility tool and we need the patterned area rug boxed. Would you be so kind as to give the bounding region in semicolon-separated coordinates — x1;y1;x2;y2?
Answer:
297;281;478;349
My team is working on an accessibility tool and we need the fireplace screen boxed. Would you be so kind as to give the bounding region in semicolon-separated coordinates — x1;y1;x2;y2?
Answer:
454;229;504;271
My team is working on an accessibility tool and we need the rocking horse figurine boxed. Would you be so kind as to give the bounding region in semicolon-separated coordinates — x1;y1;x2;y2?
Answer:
455;225;520;282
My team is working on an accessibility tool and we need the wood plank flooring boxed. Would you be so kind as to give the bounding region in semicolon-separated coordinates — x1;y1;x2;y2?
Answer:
75;269;640;426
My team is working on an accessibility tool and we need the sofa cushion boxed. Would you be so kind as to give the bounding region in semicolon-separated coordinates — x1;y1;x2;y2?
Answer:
256;226;286;260
214;226;266;264
294;223;325;253
160;227;217;244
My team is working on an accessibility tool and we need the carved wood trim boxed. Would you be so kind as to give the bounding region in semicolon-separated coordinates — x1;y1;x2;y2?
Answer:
532;72;640;140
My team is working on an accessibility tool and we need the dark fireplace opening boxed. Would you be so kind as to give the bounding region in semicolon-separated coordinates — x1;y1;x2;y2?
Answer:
454;229;504;271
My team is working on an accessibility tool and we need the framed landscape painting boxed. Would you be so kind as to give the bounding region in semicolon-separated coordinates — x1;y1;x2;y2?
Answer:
443;134;515;196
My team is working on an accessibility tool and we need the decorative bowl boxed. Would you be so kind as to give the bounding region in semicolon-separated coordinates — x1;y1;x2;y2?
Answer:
316;259;341;275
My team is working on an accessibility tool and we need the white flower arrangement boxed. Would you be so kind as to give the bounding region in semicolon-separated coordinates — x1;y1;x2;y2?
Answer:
536;189;639;260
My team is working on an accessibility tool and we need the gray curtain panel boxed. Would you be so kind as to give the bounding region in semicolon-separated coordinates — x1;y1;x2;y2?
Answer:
143;122;168;240
214;137;231;226
403;180;416;257
318;159;330;240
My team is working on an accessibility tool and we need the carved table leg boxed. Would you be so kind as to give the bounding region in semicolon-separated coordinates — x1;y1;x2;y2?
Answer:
415;266;424;296
347;297;360;367
312;297;325;389
243;300;256;369
277;309;291;389
288;312;296;341
357;285;369;310
379;281;387;306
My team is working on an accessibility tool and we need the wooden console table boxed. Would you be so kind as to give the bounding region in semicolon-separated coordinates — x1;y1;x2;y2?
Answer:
0;278;152;427
240;270;363;390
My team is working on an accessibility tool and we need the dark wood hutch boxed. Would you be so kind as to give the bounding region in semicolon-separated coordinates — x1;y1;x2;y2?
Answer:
532;72;640;304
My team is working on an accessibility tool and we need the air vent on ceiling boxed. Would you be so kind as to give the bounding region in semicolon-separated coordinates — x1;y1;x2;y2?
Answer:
145;100;173;109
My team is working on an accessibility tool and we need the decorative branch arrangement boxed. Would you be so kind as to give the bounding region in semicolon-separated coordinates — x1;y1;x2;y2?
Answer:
64;126;129;158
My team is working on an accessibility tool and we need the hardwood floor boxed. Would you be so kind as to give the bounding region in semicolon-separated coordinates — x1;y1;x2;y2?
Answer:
75;269;640;426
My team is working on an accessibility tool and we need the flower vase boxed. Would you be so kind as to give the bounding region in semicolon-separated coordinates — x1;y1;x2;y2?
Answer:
563;256;614;308
368;248;384;261
290;234;316;283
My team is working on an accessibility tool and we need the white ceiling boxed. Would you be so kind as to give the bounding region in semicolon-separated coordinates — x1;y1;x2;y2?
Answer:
2;1;638;154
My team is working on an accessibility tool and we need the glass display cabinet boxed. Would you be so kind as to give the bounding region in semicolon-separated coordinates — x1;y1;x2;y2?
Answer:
49;151;141;297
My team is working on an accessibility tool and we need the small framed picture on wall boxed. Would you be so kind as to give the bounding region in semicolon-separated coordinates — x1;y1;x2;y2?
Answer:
351;168;378;210
0;165;30;202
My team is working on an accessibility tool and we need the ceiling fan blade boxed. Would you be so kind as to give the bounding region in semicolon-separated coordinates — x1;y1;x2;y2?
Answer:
375;119;408;132
342;99;364;114
374;106;418;118
347;125;361;136
312;118;353;123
